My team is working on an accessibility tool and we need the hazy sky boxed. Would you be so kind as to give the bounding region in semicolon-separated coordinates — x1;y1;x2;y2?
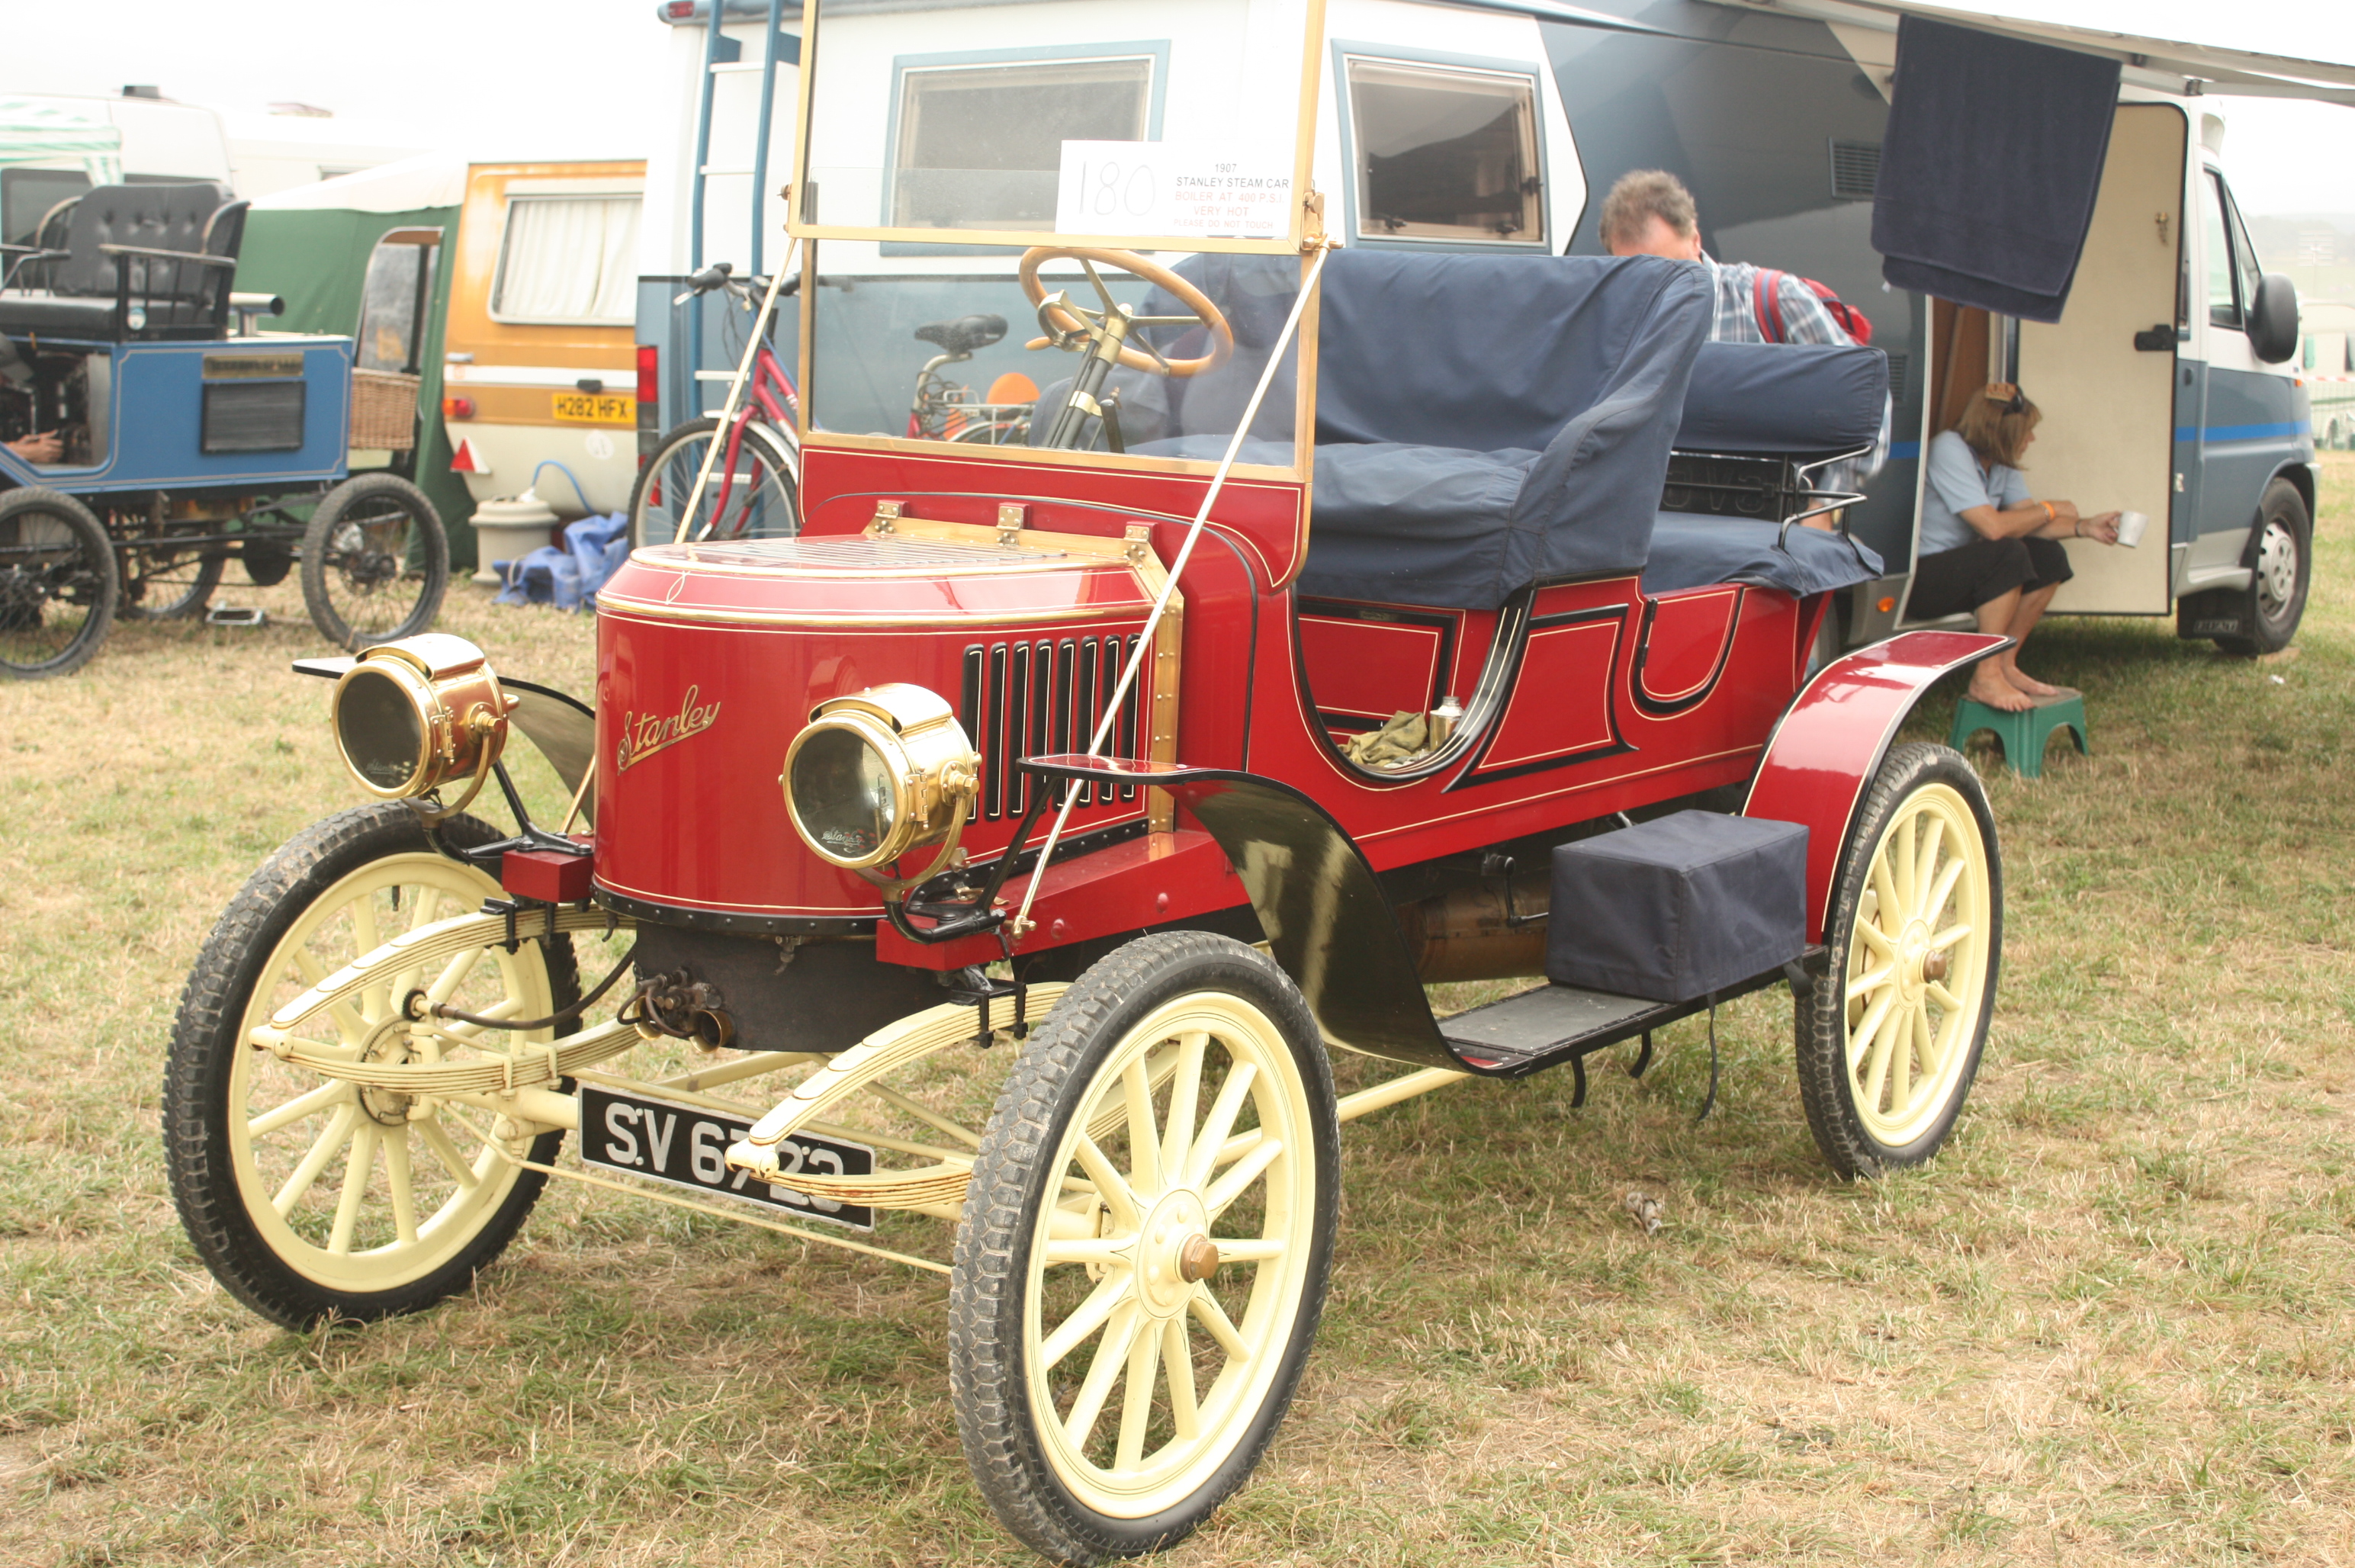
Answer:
5;0;2353;214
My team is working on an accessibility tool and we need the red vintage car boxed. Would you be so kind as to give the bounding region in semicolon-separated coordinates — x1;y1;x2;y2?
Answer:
162;9;2005;1562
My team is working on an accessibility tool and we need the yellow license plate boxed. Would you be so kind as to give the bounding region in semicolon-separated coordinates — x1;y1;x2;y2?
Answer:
551;392;635;424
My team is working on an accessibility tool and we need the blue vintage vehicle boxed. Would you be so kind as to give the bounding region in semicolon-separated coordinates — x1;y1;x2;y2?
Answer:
0;180;448;678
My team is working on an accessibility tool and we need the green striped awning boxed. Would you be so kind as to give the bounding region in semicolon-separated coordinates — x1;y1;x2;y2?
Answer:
0;99;124;183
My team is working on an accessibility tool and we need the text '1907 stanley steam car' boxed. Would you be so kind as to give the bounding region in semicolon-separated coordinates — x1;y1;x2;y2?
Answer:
165;2;2009;1561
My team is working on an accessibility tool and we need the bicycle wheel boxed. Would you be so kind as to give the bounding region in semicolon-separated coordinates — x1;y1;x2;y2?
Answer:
300;474;449;651
0;487;119;680
627;417;799;550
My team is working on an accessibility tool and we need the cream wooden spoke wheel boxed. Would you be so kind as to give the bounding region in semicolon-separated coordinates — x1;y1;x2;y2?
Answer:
1796;743;2001;1178
164;803;577;1328
952;933;1337;1564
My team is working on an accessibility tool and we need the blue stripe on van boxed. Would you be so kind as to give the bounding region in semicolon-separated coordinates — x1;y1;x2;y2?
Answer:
1889;441;1920;460
2172;421;2310;442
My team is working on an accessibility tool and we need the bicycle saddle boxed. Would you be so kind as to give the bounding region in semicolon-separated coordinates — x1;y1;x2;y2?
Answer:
913;313;1007;357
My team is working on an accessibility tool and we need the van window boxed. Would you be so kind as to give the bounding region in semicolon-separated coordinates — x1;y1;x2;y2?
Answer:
2202;170;2241;331
892;55;1154;230
2;168;90;251
355;236;439;373
2222;178;2265;317
1345;56;1543;246
490;195;640;325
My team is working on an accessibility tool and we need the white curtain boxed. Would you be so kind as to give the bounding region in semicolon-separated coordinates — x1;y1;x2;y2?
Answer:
493;195;640;323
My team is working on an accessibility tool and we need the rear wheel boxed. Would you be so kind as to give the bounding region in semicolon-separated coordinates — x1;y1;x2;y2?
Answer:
627;416;799;550
952;933;1338;1563
0;486;117;680
163;804;576;1329
2213;479;2310;656
1795;742;2000;1178
300;474;448;650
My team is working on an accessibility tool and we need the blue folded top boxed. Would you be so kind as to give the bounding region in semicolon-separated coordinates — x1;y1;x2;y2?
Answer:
1675;340;1888;455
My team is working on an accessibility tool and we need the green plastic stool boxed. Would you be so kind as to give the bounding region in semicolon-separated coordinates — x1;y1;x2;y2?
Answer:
1948;688;2089;778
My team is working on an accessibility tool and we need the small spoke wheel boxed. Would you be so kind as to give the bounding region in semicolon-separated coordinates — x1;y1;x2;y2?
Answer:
953;933;1337;1564
2214;478;2310;656
163;803;577;1329
1796;742;2001;1178
300;474;449;650
627;416;800;551
117;507;226;621
0;486;117;680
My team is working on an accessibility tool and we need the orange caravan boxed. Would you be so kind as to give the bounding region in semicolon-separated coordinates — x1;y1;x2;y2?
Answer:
438;159;644;519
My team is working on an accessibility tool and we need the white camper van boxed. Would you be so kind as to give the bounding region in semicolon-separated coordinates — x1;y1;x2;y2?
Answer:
635;0;2336;654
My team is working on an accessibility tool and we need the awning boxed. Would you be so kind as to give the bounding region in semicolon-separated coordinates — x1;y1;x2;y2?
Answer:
0;98;124;185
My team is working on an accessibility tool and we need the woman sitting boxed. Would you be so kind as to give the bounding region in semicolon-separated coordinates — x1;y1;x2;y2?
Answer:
1912;384;2119;712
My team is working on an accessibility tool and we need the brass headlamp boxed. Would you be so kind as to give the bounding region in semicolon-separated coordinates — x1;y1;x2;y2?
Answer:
781;683;978;888
329;633;517;821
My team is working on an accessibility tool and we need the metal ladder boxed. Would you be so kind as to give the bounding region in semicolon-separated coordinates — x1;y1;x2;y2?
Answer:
682;0;798;412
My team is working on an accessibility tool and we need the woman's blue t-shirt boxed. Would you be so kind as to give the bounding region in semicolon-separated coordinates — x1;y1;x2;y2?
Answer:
1920;430;2032;555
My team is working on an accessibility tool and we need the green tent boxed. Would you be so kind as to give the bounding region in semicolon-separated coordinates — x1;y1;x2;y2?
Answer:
236;156;481;568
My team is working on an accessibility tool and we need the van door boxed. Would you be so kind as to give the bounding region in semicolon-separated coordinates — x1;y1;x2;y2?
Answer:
2015;102;2182;615
2185;165;2300;580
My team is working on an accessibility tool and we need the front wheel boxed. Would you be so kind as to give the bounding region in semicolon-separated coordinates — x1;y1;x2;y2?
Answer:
2213;478;2311;656
163;803;577;1329
1795;742;2001;1178
0;486;117;680
300;474;449;650
627;416;799;550
952;933;1338;1564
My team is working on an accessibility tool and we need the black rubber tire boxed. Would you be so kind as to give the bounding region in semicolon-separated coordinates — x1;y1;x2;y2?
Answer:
0;486;117;680
300;474;449;651
949;932;1339;1566
626;416;800;551
1794;742;2002;1179
163;803;577;1329
2213;478;2311;656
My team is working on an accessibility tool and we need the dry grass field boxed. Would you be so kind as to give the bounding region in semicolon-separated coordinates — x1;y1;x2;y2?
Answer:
2;458;2351;1566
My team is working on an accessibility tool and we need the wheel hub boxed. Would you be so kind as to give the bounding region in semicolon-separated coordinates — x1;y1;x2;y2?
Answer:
1897;921;1933;1003
2257;522;2297;612
1134;1190;1211;1319
355;1017;417;1125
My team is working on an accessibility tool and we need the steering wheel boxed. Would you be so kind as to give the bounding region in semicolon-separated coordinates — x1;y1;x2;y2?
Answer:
1017;247;1234;378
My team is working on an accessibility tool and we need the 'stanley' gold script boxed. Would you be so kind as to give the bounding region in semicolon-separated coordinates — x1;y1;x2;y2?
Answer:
616;686;721;773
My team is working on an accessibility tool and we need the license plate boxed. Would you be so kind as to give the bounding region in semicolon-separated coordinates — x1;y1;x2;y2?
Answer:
578;1084;874;1229
551;392;635;424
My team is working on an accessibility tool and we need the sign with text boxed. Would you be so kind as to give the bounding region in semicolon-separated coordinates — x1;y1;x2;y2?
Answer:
1054;141;1293;240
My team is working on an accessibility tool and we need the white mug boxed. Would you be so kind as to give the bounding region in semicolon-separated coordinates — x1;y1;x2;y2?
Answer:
2115;509;2148;548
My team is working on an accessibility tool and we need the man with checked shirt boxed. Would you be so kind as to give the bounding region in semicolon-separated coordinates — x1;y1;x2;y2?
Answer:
1601;169;1886;500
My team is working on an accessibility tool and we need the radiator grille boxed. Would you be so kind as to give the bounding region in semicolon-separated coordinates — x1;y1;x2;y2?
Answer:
961;633;1145;819
201;380;305;453
1830;140;1881;201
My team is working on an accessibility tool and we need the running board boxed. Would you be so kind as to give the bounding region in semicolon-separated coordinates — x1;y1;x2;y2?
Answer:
1439;948;1823;1097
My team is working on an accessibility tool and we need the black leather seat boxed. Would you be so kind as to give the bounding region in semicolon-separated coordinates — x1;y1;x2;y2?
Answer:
0;182;246;342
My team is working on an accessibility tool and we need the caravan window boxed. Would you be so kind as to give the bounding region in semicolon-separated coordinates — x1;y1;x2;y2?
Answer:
891;53;1156;231
1343;56;1543;246
490;194;640;325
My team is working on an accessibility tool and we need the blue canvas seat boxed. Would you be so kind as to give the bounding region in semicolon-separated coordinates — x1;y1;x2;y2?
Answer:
1110;251;1883;609
1123;249;1712;611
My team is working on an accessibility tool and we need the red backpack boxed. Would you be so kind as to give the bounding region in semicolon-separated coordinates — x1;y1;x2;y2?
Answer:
1752;268;1874;347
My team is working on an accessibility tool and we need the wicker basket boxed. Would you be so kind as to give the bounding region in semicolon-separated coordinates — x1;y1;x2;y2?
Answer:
349;368;420;451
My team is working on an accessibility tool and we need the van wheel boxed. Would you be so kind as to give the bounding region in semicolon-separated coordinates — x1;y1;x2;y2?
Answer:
2214;480;2310;656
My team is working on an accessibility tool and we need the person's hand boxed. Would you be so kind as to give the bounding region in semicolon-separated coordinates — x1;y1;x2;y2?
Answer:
2077;510;2121;545
6;430;61;463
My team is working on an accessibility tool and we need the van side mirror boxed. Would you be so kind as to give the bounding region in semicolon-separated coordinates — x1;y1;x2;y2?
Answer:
2248;273;2300;365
